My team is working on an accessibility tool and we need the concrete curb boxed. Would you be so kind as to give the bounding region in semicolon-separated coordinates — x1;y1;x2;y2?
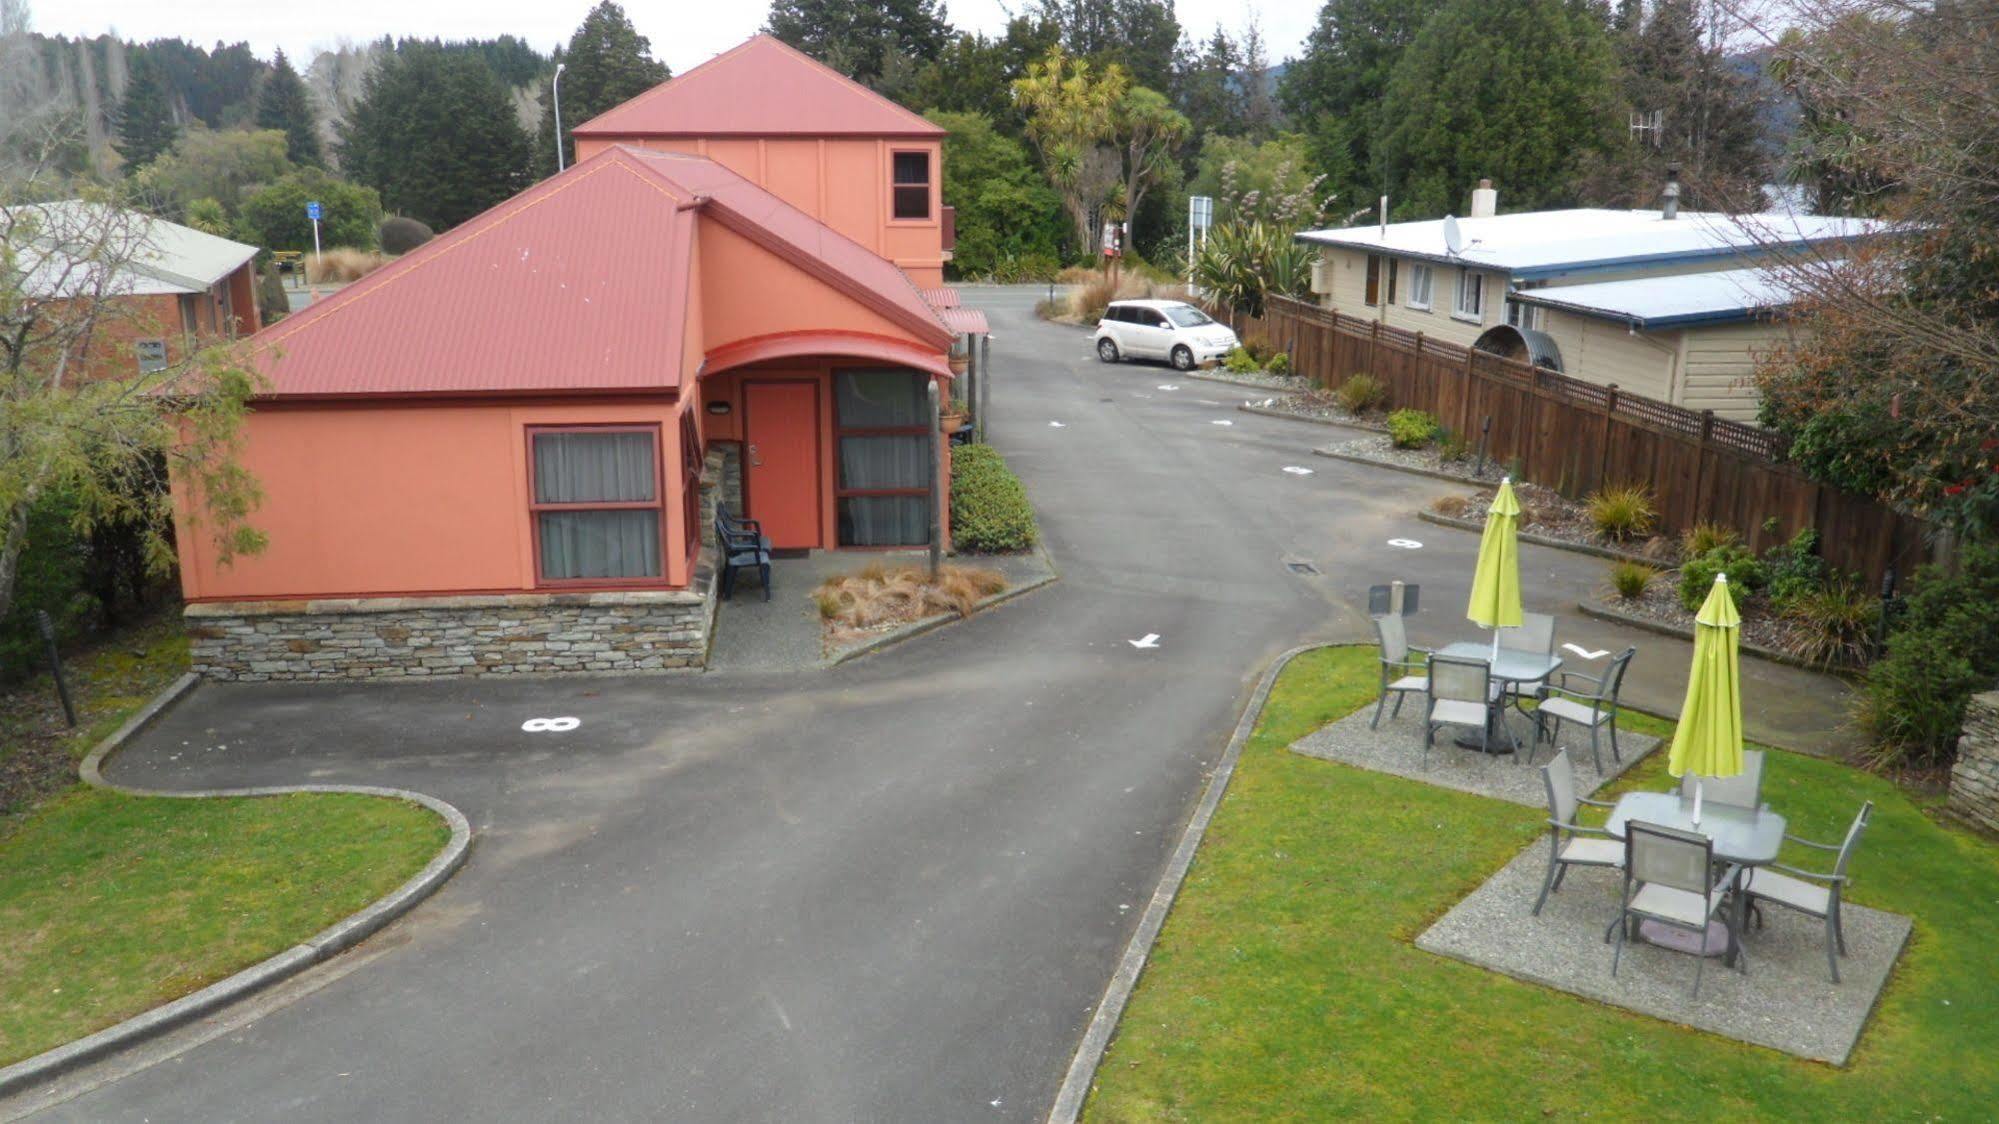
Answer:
1235;402;1384;432
1417;509;1664;567
1577;597;1851;679
825;541;1062;668
0;675;474;1100
1311;446;1492;487
1045;642;1320;1124
1177;370;1308;395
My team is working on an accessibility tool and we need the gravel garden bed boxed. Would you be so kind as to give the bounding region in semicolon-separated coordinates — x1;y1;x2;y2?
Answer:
1244;389;1389;431
1185;367;1315;393
1438;482;1681;563
1595;575;1814;658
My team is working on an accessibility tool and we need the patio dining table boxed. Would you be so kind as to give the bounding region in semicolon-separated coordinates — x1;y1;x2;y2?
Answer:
1606;791;1787;967
1434;641;1562;754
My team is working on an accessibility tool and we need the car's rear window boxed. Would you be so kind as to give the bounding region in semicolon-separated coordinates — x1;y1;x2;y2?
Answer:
1163;305;1214;328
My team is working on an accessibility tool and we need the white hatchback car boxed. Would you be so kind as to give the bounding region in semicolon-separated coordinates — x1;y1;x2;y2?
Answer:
1093;299;1240;371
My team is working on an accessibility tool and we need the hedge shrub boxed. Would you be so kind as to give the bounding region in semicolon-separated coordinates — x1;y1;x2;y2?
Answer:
1857;539;1999;768
1677;544;1766;612
950;445;1039;553
1386;409;1439;449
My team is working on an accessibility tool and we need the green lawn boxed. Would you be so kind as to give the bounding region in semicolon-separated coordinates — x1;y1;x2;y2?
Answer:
0;611;451;1069
1084;646;1999;1122
0;788;448;1066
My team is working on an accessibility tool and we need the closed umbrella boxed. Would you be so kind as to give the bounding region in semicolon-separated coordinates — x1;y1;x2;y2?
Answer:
1667;573;1744;826
1466;477;1524;659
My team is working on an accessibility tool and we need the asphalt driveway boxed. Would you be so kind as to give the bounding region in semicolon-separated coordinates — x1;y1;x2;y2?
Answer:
18;285;1852;1122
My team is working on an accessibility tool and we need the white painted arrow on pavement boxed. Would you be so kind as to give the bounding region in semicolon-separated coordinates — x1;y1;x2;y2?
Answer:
1283;466;1315;476
1049;421;1066;427
1562;643;1610;660
1211;419;1234;426
1157;384;1180;391
1128;634;1161;649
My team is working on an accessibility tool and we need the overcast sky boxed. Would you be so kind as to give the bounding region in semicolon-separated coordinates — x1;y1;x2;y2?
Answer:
33;1;1314;73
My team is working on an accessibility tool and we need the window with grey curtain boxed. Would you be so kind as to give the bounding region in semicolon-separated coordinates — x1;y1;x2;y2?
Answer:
833;371;930;546
533;431;662;580
839;496;929;546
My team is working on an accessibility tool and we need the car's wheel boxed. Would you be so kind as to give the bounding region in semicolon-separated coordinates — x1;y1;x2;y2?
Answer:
1171;345;1196;371
1096;337;1121;363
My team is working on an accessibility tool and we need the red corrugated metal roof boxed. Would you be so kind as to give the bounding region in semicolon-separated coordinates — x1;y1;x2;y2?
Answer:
939;307;988;335
244;146;948;399
921;287;959;309
572;35;945;139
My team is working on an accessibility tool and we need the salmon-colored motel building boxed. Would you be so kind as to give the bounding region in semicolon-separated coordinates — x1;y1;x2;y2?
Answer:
176;36;990;680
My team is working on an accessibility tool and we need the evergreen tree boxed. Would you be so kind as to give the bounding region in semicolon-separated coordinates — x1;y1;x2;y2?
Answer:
1031;0;1181;93
114;54;178;171
1280;0;1439;206
535;2;668;176
1173;28;1244;143
338;44;531;229
767;0;951;89
1576;0;1766;208
909;17;1061;133
256;48;323;166
1375;0;1620;216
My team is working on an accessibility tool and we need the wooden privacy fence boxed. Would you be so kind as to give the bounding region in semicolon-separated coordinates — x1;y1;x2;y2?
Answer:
1223;296;1935;586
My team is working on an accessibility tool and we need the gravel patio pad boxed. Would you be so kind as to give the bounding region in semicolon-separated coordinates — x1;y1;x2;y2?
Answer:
1288;704;1660;807
1417;842;1912;1064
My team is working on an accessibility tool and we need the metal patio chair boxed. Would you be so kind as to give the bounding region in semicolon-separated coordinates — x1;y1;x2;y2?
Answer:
1371;613;1431;729
1501;611;1557;703
1530;646;1637;771
715;504;772;602
1423;655;1505;767
1610;821;1744;998
1676;749;1766;811
1533;749;1623;915
1741;801;1874;983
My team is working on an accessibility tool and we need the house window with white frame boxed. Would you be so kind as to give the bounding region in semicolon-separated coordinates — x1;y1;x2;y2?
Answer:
1406;263;1433;311
1505;299;1543;332
1453;269;1484;322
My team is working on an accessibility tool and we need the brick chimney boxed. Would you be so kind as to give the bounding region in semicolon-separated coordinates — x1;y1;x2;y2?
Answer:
1469;178;1497;218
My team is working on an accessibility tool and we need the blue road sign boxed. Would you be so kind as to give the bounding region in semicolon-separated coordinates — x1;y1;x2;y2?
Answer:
306;201;322;221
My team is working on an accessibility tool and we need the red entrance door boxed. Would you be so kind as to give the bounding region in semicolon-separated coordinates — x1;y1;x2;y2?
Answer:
743;379;822;549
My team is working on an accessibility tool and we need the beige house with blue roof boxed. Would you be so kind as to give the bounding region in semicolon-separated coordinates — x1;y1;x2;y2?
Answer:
1296;183;1887;421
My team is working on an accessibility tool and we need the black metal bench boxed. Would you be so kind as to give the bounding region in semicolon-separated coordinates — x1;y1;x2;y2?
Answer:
715;503;772;602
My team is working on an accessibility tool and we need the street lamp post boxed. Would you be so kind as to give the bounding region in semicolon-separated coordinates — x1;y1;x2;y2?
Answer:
553;63;568;172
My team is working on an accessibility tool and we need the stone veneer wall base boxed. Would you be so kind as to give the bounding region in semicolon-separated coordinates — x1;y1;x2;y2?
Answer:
190;448;738;682
1948;690;1999;835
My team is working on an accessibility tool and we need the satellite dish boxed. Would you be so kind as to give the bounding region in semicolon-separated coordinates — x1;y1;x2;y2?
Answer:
1443;215;1464;257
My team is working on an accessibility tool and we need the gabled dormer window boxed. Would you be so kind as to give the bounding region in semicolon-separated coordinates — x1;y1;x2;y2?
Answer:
892;151;931;221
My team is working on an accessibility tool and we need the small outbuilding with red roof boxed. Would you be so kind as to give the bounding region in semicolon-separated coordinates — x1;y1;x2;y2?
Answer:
177;48;979;680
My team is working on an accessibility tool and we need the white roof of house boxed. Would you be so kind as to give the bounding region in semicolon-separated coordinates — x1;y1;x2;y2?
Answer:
1295;208;1886;282
1512;264;1810;329
5;200;259;299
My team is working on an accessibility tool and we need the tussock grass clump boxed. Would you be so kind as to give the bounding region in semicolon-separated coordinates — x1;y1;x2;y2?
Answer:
813;563;1008;630
1586;485;1656;541
1335;373;1387;414
1680;522;1741;558
1430;494;1471;518
1608;560;1657;600
306;247;390;284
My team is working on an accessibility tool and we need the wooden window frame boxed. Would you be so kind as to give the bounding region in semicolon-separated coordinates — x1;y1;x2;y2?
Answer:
1364;254;1381;307
833;369;932;546
525;423;670;590
1453;269;1485;323
890;149;932;223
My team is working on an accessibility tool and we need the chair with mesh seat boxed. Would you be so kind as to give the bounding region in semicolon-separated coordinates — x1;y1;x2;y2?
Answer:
1676;749;1766;810
1533;749;1623;915
1742;801;1873;982
1423;655;1503;766
1531;646;1636;772
1611;821;1744;997
1500;611;1557;703
1371;614;1431;729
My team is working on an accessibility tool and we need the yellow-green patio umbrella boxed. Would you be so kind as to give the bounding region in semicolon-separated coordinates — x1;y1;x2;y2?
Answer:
1466;477;1524;658
1668;573;1744;825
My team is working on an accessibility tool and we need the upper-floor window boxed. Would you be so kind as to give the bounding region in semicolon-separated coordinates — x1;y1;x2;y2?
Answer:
1454;269;1485;322
892;151;931;221
1407;264;1434;311
1506;299;1543;332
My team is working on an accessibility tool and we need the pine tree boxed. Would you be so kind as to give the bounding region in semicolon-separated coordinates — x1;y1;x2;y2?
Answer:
256;48;323;166
338;44;532;229
767;0;952;88
1374;0;1620;215
115;54;179;171
1279;0;1439;205
536;2;669;176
